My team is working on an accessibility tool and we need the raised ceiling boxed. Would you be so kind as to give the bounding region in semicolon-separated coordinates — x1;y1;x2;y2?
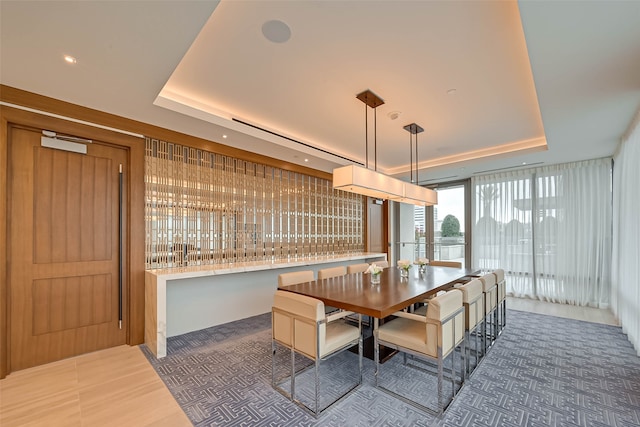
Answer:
1;0;639;183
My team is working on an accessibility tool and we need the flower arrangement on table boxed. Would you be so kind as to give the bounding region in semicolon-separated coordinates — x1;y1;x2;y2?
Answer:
365;263;384;284
414;257;429;273
397;259;412;278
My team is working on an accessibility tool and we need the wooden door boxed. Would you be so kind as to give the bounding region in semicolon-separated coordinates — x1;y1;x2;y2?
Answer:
8;125;128;371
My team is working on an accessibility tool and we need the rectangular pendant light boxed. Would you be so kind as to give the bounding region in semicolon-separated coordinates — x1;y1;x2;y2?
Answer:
333;164;404;200
394;182;438;206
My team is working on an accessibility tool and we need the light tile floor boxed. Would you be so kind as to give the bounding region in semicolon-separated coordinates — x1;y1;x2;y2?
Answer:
0;345;191;427
507;296;619;326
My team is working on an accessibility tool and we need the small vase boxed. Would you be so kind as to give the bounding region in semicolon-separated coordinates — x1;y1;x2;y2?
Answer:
371;273;381;285
419;265;427;275
400;268;409;278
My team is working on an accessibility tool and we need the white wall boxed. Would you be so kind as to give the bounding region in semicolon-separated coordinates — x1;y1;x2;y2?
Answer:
166;258;384;337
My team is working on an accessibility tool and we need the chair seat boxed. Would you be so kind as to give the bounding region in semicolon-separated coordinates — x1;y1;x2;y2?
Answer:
322;321;360;357
378;317;436;358
414;305;427;316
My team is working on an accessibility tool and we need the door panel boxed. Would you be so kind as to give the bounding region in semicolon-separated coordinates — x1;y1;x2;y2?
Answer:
32;274;112;335
9;125;127;371
33;147;112;263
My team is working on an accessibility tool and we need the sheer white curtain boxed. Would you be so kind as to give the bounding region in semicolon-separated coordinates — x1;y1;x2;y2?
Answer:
535;161;612;307
472;158;612;307
612;114;640;355
472;171;534;297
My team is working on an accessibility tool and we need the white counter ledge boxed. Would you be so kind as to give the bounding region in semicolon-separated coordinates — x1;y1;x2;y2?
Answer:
145;252;386;358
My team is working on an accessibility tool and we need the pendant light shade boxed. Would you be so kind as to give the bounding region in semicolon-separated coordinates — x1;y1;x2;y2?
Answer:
397;182;438;206
333;164;405;199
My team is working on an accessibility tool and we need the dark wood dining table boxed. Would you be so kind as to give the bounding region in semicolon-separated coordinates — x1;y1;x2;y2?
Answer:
282;265;479;318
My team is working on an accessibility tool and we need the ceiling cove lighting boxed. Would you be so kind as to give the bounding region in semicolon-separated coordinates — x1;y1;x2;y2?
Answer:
333;90;405;200
390;123;438;206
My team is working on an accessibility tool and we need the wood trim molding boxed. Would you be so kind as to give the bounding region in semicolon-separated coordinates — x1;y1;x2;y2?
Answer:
0;109;8;378
0;106;145;377
0;85;332;180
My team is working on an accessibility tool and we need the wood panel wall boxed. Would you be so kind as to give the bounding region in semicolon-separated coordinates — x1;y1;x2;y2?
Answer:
0;102;8;378
0;85;376;378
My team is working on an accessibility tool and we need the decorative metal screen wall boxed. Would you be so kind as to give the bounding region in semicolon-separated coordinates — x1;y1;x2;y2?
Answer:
145;138;365;269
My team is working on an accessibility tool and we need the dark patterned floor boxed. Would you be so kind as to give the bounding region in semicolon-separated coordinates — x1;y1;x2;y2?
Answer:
142;310;640;426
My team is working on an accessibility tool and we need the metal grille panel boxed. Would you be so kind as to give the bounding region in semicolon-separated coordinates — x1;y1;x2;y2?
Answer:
145;138;364;269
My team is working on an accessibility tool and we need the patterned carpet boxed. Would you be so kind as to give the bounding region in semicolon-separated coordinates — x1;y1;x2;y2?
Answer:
142;310;640;427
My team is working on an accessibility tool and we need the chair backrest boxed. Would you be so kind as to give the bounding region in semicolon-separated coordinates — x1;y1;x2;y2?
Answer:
492;269;505;284
347;263;369;274
278;270;314;288
428;260;462;268
318;266;346;280
479;273;497;312
457;279;484;330
492;269;506;302
372;260;389;268
272;290;325;359
426;290;464;357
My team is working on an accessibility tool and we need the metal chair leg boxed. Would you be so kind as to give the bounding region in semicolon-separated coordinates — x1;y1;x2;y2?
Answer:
314;358;320;415
437;349;444;415
291;348;296;401
271;340;276;387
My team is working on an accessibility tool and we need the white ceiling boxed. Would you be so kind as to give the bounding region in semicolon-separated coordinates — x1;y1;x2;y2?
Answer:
1;1;639;184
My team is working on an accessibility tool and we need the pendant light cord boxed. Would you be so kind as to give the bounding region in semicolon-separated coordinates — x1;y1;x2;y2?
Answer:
409;129;413;182
415;130;419;184
365;102;369;169
374;107;377;171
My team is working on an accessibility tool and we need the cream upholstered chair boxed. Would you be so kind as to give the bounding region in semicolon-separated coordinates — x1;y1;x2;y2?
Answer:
372;260;389;268
317;266;346;280
271;290;362;416
428;260;462;268
492;269;506;335
479;273;498;351
413;261;465;310
278;270;314;288
456;279;484;376
317;266;346;314
346;263;374;325
374;290;465;415
347;263;369;274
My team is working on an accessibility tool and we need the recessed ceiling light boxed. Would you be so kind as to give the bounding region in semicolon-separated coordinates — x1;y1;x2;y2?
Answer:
447;89;457;95
522;162;527;165
387;111;401;120
222;134;227;139
64;55;77;64
262;20;291;43
304;158;309;162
